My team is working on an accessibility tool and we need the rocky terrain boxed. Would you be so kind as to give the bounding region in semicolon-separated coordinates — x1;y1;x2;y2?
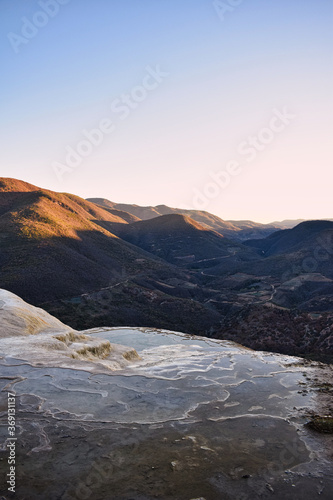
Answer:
0;289;332;499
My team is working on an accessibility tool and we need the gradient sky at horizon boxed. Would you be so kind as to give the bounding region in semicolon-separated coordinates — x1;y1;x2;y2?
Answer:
1;0;332;223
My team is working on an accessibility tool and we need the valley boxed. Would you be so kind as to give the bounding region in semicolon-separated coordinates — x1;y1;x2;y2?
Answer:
1;178;332;362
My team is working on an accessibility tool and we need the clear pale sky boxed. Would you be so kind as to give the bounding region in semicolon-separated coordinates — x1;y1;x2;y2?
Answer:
1;0;332;223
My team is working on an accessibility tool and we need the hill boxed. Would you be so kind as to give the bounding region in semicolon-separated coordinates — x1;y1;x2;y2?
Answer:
86;197;140;223
0;177;153;304
244;220;333;257
0;178;223;335
87;198;281;240
106;213;256;266
199;220;333;313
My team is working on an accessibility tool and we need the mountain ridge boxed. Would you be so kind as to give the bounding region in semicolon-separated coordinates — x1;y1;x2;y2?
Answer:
87;197;282;240
88;197;328;241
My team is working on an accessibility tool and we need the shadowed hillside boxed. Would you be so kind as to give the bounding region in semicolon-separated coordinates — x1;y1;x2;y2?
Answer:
87;198;281;240
245;220;333;257
0;178;163;300
0;178;224;335
104;213;256;266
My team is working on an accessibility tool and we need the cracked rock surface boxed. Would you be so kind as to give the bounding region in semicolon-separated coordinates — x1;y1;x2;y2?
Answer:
0;290;332;499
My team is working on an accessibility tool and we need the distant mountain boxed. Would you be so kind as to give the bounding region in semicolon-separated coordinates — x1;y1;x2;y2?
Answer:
89;199;333;237
86;198;140;223
224;219;282;240
105;213;256;266
239;220;333;310
87;198;281;240
205;220;333;286
244;220;333;258
271;219;306;229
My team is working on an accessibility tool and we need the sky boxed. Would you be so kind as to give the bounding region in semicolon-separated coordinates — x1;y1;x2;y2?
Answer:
0;0;332;223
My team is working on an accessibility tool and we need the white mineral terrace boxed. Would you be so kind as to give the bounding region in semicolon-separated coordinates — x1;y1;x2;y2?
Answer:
0;289;332;499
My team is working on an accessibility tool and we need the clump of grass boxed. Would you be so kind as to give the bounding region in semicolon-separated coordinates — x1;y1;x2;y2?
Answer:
72;341;112;360
122;349;141;361
54;331;87;345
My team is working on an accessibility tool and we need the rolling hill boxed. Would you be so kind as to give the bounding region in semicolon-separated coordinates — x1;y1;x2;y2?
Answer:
0;177;157;303
240;220;333;311
244;220;333;257
0;178;223;334
87;198;281;240
104;213;256;266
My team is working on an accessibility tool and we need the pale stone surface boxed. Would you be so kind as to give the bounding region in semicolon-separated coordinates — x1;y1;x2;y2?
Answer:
0;288;71;337
0;289;140;370
0;290;332;499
